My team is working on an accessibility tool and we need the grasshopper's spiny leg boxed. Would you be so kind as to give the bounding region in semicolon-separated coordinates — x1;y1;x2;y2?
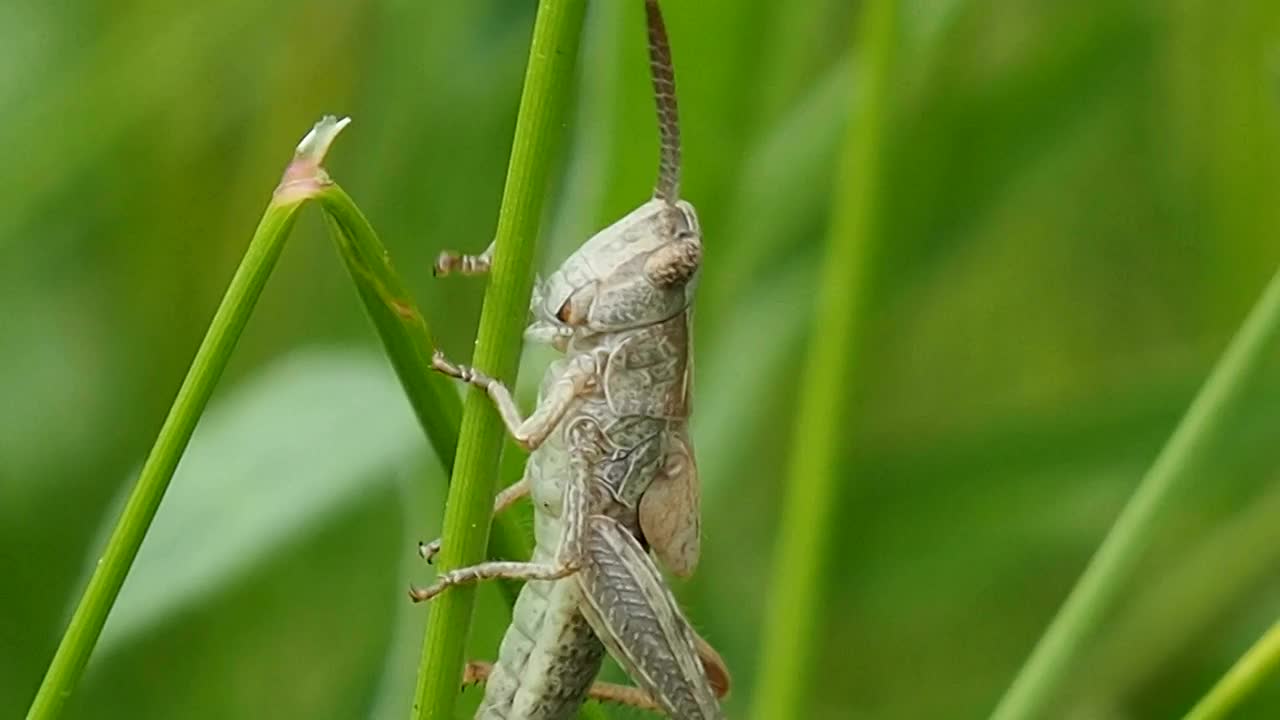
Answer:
408;560;578;603
410;445;593;603
431;350;598;450
434;240;494;277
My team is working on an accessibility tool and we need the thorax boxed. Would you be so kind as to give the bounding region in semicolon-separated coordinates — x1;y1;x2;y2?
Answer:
527;312;691;528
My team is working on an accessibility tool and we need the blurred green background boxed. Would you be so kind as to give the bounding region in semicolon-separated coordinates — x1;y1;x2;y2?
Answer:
4;0;1280;718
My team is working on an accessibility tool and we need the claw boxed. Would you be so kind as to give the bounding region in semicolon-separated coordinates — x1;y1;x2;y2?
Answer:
408;583;441;603
409;571;456;603
431;350;462;378
463;661;493;686
430;352;490;386
419;539;442;564
433;251;458;277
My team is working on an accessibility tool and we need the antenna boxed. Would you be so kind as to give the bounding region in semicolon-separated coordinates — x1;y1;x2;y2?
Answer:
645;0;682;204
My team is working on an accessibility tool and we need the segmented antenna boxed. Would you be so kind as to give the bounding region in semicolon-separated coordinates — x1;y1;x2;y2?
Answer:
645;0;682;204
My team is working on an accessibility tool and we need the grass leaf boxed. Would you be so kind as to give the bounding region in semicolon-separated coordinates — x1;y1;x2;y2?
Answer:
1183;618;1280;720
24;116;347;720
316;185;532;580
991;264;1280;719
91;349;427;651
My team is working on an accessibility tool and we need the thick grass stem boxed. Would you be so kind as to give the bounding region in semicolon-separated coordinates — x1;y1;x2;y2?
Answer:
409;2;588;718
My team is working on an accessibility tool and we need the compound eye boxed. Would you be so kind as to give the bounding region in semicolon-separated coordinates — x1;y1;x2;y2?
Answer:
555;284;596;325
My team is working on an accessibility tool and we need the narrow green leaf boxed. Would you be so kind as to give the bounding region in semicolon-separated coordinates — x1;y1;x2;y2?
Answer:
410;1;588;718
749;2;899;718
1183;618;1280;720
315;187;531;584
92;350;428;651
25;115;352;720
316;186;461;461
990;264;1280;720
1071;478;1280;713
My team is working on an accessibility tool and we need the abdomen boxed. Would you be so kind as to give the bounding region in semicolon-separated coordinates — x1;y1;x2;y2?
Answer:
476;439;607;720
475;544;606;720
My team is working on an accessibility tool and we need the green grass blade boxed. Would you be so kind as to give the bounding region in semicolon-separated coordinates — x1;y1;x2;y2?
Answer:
991;263;1280;720
317;186;462;469
1183;618;1280;720
315;190;532;587
24;116;351;720
409;1;587;718
1071;479;1280;712
748;2;898;718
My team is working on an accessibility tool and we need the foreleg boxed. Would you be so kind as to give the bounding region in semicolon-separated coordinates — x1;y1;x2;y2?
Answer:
408;559;578;603
431;350;597;451
434;240;494;277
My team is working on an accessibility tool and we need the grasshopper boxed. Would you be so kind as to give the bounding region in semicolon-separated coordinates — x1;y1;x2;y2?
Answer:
410;1;729;718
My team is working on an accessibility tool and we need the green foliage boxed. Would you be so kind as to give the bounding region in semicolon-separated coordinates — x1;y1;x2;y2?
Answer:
991;263;1280;719
25;146;309;719
5;1;1280;719
1184;618;1280;720
87;350;431;656
751;2;898;718
315;183;532;583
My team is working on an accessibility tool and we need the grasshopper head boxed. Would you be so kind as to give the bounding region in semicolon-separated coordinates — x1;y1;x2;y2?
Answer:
525;0;701;344
535;198;700;338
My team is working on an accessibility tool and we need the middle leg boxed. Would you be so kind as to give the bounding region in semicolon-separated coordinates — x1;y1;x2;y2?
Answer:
408;559;578;603
411;455;593;603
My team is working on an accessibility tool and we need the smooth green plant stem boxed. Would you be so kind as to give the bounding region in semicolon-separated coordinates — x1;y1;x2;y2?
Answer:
1183;618;1280;720
749;3;898;720
410;2;587;719
991;263;1280;720
315;190;530;587
25;116;351;720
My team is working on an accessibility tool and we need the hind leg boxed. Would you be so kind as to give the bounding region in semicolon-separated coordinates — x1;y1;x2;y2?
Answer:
462;661;661;712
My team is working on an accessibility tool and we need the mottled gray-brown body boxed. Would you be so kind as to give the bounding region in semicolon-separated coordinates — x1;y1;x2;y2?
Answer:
476;312;687;718
420;200;723;720
415;1;727;717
